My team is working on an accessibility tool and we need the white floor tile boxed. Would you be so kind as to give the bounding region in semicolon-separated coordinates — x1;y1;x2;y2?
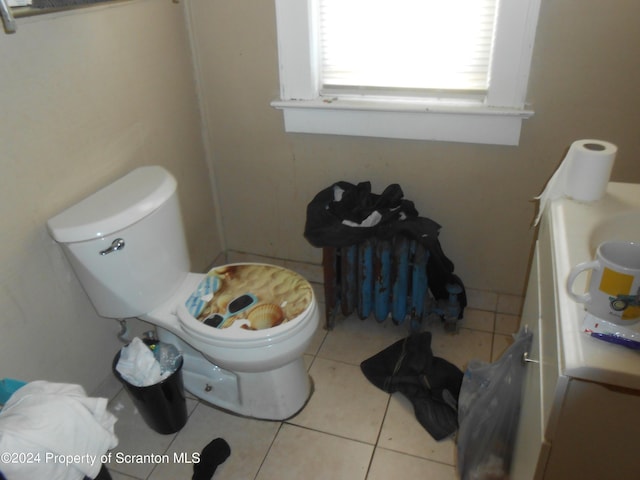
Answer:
460;308;495;332
305;309;328;356
256;424;373;480
283;259;324;284
318;314;408;366
150;402;280;480
105;389;198;479
491;333;515;362
429;326;493;371
495;313;521;334
368;447;458;480
378;393;456;465
465;289;498;312
497;293;524;315
288;357;389;444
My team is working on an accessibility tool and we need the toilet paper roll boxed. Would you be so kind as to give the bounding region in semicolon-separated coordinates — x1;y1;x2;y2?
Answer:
533;139;617;226
564;139;617;201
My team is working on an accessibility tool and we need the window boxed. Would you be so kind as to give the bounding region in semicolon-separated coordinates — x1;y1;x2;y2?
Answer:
271;0;542;145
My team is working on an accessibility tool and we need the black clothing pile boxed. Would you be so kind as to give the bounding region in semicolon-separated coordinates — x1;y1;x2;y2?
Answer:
361;332;463;441
304;181;466;316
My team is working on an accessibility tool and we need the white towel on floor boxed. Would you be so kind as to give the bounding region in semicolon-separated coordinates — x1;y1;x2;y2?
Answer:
0;381;118;480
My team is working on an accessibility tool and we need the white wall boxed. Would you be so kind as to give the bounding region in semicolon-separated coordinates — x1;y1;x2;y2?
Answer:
0;0;221;393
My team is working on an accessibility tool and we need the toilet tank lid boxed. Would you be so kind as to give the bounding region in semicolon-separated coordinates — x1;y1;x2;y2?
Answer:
47;166;177;243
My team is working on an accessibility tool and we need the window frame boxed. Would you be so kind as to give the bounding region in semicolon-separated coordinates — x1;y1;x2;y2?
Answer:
271;0;541;146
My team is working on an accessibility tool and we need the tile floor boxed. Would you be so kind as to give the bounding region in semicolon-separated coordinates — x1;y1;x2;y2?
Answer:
104;257;522;480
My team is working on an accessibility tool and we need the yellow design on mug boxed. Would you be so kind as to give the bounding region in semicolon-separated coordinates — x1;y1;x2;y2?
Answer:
599;267;633;296
622;306;640;320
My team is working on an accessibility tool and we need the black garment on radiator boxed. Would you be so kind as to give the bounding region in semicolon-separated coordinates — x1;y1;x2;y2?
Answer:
303;181;467;315
361;332;463;441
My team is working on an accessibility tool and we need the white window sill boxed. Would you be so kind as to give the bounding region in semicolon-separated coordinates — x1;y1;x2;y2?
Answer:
271;98;534;146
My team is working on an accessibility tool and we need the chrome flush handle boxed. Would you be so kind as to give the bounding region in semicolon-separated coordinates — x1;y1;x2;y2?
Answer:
99;238;126;256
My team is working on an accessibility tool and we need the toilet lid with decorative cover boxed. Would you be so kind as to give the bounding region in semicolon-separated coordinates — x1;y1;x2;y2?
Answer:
183;264;313;332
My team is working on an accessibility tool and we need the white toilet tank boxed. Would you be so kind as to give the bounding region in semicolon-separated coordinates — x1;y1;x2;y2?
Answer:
47;166;190;318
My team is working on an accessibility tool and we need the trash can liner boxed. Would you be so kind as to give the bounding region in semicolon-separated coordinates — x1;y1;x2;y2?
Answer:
115;337;164;387
360;332;463;441
304;181;467;315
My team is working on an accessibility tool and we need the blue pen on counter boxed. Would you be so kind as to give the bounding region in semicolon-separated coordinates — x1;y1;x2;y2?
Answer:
589;332;640;350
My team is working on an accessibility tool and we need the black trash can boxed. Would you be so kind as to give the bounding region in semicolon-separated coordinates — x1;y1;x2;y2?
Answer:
112;351;188;434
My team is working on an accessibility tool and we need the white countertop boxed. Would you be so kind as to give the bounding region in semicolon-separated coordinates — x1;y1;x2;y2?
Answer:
549;182;640;390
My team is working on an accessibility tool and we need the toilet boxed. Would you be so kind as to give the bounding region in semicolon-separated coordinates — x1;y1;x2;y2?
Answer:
46;166;319;420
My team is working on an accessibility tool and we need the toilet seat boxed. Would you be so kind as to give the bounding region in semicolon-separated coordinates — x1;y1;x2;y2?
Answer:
175;263;316;348
177;300;316;348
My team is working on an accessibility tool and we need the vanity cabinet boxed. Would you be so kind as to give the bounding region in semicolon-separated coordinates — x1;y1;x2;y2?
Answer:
511;213;640;480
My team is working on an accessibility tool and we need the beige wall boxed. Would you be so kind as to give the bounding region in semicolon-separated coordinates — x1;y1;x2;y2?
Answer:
188;0;640;296
1;0;639;393
0;0;220;392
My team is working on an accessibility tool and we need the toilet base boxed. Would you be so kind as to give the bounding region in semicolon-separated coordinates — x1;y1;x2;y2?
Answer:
157;328;312;420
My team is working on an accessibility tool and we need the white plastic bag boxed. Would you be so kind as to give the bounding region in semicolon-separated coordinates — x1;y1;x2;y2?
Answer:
116;337;163;387
457;327;533;480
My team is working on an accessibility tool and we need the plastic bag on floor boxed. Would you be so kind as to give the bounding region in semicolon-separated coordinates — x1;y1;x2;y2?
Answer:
456;327;533;480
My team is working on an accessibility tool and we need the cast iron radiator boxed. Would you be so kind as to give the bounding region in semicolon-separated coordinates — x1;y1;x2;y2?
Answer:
322;235;464;332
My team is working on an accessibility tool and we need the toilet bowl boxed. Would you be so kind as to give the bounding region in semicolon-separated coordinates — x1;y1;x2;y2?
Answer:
140;265;319;420
46;166;319;420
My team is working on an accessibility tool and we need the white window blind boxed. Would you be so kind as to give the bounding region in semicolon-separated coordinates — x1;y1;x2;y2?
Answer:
319;0;498;96
272;0;541;145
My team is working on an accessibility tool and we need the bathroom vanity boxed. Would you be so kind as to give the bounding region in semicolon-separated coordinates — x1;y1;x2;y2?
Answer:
512;183;640;480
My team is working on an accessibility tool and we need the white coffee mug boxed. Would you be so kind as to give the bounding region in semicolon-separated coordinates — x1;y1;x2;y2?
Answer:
566;241;640;325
